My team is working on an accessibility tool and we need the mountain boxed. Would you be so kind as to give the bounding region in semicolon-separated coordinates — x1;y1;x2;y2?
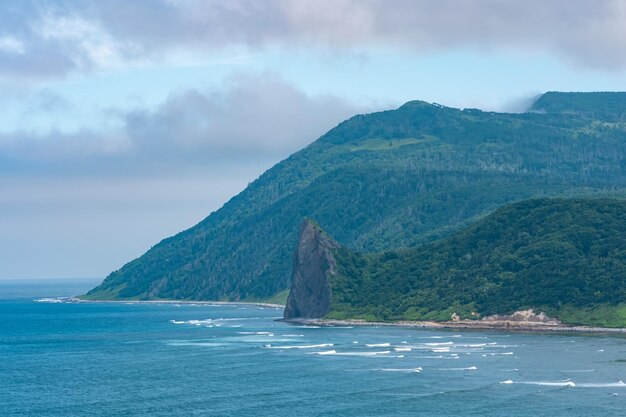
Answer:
286;198;626;328
85;92;626;301
531;91;626;120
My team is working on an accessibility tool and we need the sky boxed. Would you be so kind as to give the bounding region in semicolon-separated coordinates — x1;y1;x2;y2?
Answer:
1;0;626;280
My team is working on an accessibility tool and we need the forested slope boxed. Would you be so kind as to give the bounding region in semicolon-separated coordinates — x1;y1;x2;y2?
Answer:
86;93;626;301
327;198;626;327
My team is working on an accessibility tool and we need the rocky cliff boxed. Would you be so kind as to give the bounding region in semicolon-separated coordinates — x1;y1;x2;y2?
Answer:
283;219;339;319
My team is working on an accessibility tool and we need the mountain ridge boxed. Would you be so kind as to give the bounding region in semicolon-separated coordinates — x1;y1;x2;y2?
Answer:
85;91;626;302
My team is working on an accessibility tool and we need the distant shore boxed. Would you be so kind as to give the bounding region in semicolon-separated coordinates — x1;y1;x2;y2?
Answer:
284;317;626;335
50;297;285;309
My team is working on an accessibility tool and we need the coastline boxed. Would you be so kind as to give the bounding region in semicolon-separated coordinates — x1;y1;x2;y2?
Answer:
44;297;285;309
284;317;626;335
41;297;626;335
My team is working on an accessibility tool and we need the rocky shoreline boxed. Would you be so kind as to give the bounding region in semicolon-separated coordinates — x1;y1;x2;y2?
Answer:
284;317;626;334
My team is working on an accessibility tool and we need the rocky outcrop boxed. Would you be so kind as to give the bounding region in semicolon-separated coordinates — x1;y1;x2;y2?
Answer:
283;219;340;319
481;309;561;325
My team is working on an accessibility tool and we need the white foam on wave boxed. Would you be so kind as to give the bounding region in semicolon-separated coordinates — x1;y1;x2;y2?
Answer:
313;350;391;357
378;367;422;373
233;336;302;344
578;381;626;388
366;343;391;347
394;347;412;352
559;369;595;373
462;343;487;347
525;381;577;387
483;352;515;356
438;366;478;371
334;350;391;356
167;341;226;347
499;379;626;388
431;348;451;353
264;343;334;350
171;318;247;327
425;342;454;346
34;297;65;303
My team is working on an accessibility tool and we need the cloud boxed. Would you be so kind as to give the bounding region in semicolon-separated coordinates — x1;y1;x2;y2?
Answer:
1;0;626;80
0;73;365;176
125;73;361;158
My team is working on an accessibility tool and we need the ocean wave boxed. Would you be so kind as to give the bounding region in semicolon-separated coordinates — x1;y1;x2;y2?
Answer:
482;352;514;356
378;367;422;373
500;380;626;388
264;343;334;349
438;366;478;371
366;343;391;347
170;318;249;327
577;381;626;388
312;350;391;357
455;343;502;348
34;297;65;303
167;341;226;347
431;348;451;352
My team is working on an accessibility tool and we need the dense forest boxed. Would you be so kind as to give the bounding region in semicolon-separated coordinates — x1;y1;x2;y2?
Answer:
85;92;626;302
328;198;626;327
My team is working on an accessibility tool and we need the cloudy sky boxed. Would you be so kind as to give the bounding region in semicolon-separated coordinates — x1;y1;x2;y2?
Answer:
2;0;626;280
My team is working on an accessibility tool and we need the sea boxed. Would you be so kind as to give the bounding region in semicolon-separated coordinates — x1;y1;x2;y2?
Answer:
2;280;626;416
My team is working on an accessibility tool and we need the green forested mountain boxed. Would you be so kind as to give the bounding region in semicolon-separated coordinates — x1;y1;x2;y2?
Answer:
85;92;626;301
532;91;626;120
327;198;626;327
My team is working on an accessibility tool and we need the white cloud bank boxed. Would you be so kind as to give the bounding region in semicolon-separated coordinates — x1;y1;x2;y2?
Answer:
0;73;365;176
1;0;626;80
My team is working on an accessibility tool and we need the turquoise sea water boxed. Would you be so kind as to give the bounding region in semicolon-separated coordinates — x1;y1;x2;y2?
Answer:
2;281;626;416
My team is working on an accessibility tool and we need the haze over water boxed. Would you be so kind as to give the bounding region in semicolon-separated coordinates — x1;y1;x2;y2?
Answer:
2;281;626;416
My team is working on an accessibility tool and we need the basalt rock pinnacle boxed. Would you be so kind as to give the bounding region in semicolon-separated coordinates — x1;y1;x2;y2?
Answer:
283;219;339;319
